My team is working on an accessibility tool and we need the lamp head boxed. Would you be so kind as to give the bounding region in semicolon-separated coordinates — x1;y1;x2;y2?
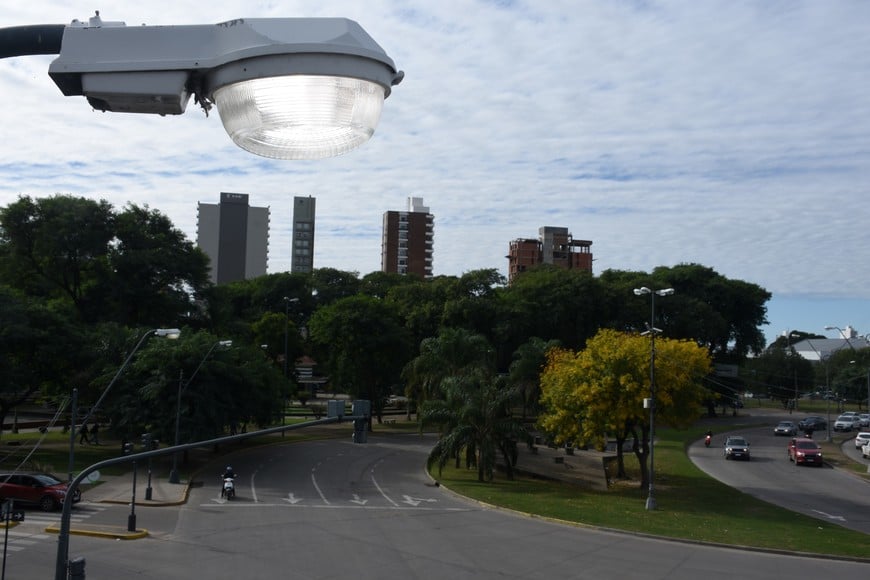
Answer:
633;287;651;296
218;340;233;347
155;328;181;339
656;288;675;296
48;16;403;160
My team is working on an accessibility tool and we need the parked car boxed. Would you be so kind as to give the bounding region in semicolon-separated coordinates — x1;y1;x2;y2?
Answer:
858;414;870;428
773;421;797;436
854;432;870;449
0;472;82;511
833;414;858;432
788;437;823;466
863;442;870;459
723;436;751;460
797;416;827;432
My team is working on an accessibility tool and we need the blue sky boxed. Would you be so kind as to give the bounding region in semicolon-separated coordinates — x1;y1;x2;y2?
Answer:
1;1;868;347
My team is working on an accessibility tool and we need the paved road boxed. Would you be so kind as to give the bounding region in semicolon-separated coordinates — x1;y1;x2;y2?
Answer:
7;431;869;579
690;421;870;534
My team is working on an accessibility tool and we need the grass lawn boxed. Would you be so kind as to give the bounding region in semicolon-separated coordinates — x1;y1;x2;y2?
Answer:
432;422;870;559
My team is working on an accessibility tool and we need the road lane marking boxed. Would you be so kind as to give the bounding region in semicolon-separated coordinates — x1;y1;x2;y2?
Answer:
812;509;846;521
311;465;330;505
370;462;399;507
402;495;437;507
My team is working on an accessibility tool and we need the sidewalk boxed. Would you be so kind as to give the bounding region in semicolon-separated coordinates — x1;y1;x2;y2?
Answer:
42;471;193;540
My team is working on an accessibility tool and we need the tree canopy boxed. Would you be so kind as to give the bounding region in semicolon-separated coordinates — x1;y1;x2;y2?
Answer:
539;328;711;488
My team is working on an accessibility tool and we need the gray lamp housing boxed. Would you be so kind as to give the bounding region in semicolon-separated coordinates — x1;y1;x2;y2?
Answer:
48;16;403;158
48;17;403;115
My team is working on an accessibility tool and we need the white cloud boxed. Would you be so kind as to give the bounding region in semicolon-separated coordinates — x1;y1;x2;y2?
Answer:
1;1;869;343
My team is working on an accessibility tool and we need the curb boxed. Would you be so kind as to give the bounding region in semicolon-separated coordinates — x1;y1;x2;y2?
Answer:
96;479;193;508
44;524;149;540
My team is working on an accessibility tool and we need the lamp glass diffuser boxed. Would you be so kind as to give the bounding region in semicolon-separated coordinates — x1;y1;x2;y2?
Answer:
214;75;386;160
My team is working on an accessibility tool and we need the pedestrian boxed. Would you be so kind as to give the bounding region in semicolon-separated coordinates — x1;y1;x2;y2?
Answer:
78;423;90;444
91;423;100;445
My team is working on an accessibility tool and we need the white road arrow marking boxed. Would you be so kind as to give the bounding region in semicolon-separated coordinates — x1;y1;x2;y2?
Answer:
812;509;846;521
349;494;368;505
402;495;437;507
283;493;303;504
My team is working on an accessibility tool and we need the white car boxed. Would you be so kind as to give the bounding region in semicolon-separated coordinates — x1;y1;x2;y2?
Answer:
833;414;858;432
855;432;870;449
863;441;870;459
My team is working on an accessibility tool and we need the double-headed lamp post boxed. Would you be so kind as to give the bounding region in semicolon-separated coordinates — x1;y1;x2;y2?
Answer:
168;340;232;484
633;286;674;511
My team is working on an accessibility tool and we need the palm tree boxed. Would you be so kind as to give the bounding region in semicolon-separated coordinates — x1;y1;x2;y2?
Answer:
422;373;530;482
402;327;494;407
509;337;561;419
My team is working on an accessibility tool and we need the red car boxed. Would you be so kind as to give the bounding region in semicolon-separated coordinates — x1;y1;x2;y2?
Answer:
787;437;823;466
0;472;82;511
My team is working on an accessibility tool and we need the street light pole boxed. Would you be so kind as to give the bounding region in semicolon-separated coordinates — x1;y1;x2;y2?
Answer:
168;340;232;484
825;325;868;412
68;328;179;482
283;297;299;432
633;286;674;511
804;339;833;442
785;331;800;412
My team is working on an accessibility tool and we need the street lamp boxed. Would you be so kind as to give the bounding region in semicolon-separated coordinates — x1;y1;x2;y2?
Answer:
283;297;300;431
168;339;232;484
785;331;801;412
1;12;403;160
825;325;870;413
633;286;674;511
68;327;180;482
804;338;834;441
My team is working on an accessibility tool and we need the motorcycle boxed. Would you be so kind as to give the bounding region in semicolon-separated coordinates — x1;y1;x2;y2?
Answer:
221;475;236;500
704;434;712;447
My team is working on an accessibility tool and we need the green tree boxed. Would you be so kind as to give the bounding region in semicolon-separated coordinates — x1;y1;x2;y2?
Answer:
0;286;82;436
308;295;412;422
0;195;209;326
0;195;114;308
539;329;711;488
108;203;210;326
743;344;815;409
402;327;495;407
508;336;562;419
422;373;531;482
501;267;606;354
108;330;282;444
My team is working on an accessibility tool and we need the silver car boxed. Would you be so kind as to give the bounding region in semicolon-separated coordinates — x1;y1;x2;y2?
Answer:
833;414;858;432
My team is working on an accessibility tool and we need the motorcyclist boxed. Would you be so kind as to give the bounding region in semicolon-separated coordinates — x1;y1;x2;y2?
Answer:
222;466;236;480
704;430;713;446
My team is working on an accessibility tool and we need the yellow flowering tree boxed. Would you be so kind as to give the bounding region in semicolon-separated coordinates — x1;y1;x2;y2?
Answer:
539;328;711;489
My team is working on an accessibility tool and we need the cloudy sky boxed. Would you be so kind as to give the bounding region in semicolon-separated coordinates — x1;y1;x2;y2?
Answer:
1;1;868;347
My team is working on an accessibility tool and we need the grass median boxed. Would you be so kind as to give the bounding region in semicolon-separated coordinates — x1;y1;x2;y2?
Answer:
431;422;870;559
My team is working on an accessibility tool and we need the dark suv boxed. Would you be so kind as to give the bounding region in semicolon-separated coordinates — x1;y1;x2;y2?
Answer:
0;473;82;511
